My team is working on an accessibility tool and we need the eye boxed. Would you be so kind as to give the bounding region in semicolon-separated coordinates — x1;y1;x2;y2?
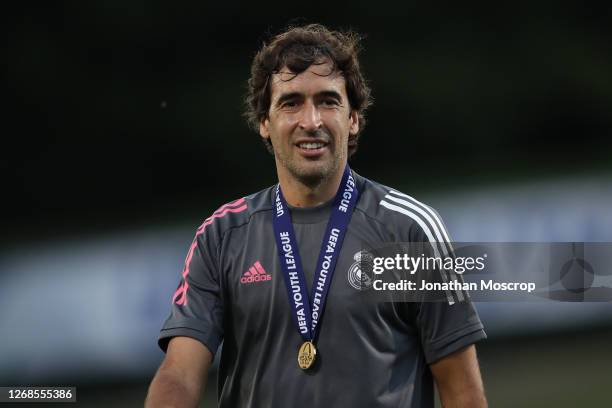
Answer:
280;100;299;109
321;98;340;107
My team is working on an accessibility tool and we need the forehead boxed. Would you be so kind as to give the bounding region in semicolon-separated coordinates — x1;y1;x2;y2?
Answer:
269;61;347;100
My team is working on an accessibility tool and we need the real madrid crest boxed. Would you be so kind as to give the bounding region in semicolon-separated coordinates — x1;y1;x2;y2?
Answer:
347;251;374;290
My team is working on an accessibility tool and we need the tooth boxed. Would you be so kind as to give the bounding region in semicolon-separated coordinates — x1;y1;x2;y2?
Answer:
300;143;323;149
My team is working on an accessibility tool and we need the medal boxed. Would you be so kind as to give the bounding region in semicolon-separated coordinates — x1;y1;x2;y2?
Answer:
273;166;359;370
297;341;317;370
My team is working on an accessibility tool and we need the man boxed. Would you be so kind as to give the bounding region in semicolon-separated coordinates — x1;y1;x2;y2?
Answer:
146;24;487;407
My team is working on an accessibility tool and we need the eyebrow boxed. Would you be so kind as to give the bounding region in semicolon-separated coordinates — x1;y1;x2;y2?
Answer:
275;92;302;107
317;90;343;101
274;90;343;107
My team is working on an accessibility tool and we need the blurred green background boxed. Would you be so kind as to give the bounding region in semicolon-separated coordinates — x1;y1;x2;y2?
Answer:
5;1;612;242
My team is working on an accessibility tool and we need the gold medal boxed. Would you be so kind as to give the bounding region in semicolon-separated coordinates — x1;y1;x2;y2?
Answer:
297;341;317;370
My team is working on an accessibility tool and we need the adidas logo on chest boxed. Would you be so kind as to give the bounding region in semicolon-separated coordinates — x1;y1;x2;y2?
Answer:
240;261;272;284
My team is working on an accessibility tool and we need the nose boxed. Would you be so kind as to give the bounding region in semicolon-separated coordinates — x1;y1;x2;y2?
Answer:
298;101;322;132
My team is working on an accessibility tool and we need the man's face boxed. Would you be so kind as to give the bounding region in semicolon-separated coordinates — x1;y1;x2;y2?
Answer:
260;61;359;185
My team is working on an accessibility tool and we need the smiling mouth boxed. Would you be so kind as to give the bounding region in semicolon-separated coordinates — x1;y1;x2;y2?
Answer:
297;142;327;150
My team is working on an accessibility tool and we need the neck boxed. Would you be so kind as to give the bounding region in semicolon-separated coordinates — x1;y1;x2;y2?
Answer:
277;165;346;208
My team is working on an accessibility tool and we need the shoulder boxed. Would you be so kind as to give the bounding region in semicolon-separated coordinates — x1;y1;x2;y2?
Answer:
194;186;274;241
354;172;452;246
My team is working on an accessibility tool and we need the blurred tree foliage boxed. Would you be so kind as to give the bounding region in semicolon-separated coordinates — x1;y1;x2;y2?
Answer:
4;2;611;239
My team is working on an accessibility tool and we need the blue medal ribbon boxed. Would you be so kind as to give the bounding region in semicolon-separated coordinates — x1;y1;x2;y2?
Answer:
273;166;359;343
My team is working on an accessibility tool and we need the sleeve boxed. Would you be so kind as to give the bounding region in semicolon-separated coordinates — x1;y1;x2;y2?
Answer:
411;210;487;364
415;293;486;364
157;223;225;356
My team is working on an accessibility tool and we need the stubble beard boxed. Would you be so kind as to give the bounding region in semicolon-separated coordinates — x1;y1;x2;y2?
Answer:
281;153;342;190
274;129;345;189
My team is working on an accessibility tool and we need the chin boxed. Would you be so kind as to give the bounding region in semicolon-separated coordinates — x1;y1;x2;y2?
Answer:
291;161;340;185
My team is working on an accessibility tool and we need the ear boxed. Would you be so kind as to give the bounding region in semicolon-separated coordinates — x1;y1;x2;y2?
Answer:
348;110;359;136
259;118;270;139
259;117;270;139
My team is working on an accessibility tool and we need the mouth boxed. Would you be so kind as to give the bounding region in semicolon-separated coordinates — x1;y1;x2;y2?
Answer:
297;141;327;150
295;140;329;157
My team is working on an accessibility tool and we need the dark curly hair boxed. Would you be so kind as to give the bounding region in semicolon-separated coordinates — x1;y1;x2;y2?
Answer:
244;24;372;157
